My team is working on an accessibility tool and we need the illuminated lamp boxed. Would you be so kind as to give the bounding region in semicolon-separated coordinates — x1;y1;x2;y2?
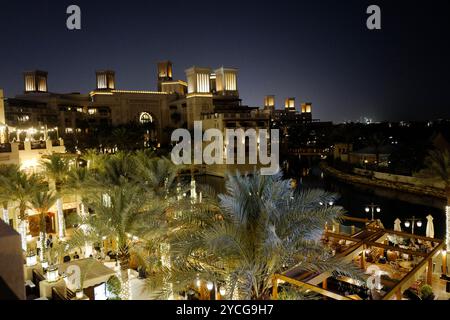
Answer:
26;253;37;267
47;266;60;283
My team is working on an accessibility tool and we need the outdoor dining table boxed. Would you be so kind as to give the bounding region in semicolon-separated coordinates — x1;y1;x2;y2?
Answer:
399;261;413;271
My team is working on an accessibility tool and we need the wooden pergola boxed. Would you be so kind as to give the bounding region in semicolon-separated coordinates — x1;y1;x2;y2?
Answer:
272;216;446;300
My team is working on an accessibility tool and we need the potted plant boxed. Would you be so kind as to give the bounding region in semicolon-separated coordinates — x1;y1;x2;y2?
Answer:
420;285;435;300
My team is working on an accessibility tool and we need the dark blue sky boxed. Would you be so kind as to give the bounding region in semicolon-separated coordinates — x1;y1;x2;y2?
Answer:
0;0;449;122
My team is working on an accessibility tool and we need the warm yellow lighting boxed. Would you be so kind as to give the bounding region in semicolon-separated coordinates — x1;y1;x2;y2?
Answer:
264;95;275;108
285;98;295;109
186;93;213;98
219;287;226;296
161;80;187;86
196;73;210;93
301;103;312;113
89;91;113;97
47;266;60;283
26;253;37;267
206;282;214;291
111;90;168;95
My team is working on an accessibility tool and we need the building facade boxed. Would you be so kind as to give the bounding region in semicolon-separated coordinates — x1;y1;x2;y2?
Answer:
1;61;320;176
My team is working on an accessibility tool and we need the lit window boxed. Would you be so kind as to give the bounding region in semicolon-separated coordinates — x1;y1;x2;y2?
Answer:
139;112;153;124
88;109;97;115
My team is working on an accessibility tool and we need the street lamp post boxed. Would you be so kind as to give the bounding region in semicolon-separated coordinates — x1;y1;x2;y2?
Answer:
404;216;423;235
319;201;334;208
365;203;381;221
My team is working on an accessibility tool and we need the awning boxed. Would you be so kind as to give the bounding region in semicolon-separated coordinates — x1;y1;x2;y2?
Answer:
57;258;116;290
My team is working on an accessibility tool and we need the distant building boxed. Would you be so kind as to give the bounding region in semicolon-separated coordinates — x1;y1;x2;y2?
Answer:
333;143;353;162
1;62;280;175
349;145;395;167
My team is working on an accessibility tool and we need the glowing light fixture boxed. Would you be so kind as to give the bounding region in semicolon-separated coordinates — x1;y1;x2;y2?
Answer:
47;266;60;283
26;253;37;267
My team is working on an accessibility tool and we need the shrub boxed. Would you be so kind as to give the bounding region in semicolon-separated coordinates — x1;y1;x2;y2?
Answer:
106;275;122;300
420;285;435;300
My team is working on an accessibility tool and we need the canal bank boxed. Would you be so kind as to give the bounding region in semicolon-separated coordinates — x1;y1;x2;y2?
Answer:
196;163;447;241
299;165;446;241
320;162;446;200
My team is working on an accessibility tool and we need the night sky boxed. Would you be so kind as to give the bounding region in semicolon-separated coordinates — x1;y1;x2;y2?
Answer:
0;0;449;123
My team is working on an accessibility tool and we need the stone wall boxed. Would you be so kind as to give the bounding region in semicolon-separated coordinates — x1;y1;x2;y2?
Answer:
353;168;445;189
321;163;446;200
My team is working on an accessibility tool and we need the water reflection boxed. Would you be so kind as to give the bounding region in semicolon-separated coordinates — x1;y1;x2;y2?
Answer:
299;165;446;240
195;162;446;240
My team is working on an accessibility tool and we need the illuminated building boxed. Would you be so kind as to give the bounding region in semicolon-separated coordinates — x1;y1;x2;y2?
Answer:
157;60;173;91
96;70;116;91
263;95;275;111
23;70;48;93
285;97;296;111
3;62;278;155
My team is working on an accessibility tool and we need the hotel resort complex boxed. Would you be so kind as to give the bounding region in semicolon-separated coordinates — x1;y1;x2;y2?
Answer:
0;61;449;301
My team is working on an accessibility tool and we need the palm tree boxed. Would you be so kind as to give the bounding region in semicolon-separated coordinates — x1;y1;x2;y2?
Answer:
416;149;450;248
0;170;45;251
161;171;359;300
76;151;182;299
83;149;106;172
66;166;89;218
134;151;180;198
30;190;57;260
84;182;165;299
0;164;20;224
40;154;70;239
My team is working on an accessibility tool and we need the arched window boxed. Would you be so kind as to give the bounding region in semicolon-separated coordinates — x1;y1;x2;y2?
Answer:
139;112;153;124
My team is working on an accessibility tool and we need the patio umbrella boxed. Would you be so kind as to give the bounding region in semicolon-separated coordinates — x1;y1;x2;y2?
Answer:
426;215;434;238
394;218;402;232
